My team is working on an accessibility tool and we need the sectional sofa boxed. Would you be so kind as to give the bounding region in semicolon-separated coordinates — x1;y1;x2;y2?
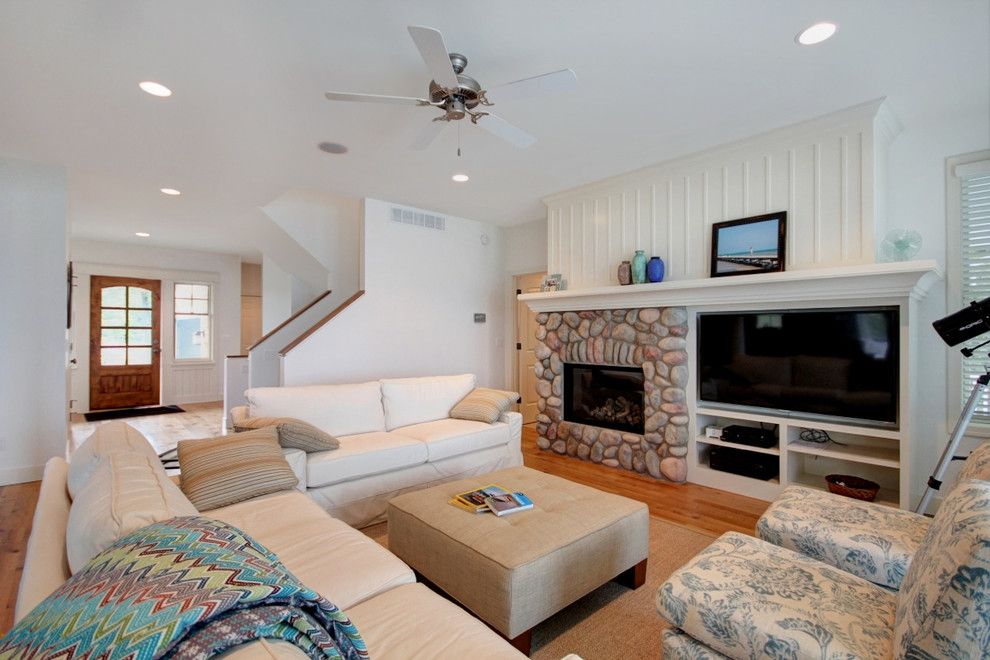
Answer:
233;373;523;527
15;422;529;659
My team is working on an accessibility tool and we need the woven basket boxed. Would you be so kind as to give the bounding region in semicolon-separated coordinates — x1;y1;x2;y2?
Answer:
825;474;880;501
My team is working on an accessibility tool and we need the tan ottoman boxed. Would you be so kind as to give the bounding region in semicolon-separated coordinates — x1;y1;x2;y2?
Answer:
387;466;649;654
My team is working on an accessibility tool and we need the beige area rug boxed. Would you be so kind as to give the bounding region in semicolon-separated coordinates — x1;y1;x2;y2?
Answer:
362;516;715;659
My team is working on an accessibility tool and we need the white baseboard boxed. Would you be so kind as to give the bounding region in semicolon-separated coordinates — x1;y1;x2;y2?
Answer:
0;464;45;486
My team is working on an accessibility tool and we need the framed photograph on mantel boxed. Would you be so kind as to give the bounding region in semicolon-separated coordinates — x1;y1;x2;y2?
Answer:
710;211;787;277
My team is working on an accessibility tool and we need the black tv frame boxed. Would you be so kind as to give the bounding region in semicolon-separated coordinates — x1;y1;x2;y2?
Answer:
696;306;901;430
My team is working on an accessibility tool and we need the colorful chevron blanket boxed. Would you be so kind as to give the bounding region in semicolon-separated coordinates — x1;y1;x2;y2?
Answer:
0;517;368;660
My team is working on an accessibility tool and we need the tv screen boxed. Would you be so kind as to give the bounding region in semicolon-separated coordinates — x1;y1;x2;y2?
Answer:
698;307;899;427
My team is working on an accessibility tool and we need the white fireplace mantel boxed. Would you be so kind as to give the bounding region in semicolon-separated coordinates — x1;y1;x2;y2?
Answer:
519;260;942;313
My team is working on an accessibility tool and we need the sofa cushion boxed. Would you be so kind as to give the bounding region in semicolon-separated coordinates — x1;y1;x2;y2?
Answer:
233;416;339;453
657;531;896;660
306;432;428;488
177;427;298;511
245;381;385;436
346;583;526;659
380;374;476;430
207;491;414;609
756;484;930;589
395;418;511;461
66;451;198;573
450;388;520;424
67;421;162;497
894;479;990;658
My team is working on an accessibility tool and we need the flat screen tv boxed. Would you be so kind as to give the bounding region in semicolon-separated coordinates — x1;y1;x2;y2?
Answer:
697;307;899;428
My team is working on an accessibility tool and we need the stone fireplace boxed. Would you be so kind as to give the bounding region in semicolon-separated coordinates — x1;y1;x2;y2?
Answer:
533;307;689;482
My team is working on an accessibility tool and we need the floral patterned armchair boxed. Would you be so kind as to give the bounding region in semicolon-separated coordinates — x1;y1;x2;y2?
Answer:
756;441;990;590
656;478;990;659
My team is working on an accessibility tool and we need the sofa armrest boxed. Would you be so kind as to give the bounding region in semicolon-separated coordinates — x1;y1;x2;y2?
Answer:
281;447;307;492
499;411;523;463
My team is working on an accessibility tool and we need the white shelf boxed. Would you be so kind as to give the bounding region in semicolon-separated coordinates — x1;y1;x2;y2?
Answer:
697;406;901;440
787;439;899;468
690;464;782;502
518;260;942;312
697;435;780;456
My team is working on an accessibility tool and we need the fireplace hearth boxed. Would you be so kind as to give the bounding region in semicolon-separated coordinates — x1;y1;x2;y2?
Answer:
564;363;645;434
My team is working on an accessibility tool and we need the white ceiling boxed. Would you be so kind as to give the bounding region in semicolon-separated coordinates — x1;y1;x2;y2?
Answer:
1;1;987;260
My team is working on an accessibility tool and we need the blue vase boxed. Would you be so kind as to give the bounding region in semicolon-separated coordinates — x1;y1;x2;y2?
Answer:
647;256;665;283
632;250;647;284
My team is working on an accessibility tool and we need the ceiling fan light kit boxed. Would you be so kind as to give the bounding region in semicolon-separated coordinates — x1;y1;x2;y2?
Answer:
324;25;577;152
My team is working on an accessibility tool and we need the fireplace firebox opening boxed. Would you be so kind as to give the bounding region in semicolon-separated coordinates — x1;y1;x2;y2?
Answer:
563;363;645;434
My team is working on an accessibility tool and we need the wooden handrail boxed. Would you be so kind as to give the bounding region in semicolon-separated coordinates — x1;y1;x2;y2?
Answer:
279;290;365;355
247;290;332;351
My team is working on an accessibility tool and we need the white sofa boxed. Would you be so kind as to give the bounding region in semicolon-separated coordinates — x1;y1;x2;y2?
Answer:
232;374;524;528
15;422;529;659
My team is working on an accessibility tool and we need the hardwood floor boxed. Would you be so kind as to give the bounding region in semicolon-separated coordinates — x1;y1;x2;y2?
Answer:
0;405;768;634
69;401;225;455
520;425;767;537
0;480;40;634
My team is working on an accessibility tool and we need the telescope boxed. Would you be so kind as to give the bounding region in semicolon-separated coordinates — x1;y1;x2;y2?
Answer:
933;296;990;355
918;297;990;513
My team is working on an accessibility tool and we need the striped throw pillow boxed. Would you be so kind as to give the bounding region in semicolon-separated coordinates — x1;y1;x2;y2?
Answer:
449;388;520;424
233;416;339;453
177;427;298;511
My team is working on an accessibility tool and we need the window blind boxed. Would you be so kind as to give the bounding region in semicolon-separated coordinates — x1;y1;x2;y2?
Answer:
959;165;990;419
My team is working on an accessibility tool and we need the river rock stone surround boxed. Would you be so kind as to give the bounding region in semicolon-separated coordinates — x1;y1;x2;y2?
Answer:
534;307;689;482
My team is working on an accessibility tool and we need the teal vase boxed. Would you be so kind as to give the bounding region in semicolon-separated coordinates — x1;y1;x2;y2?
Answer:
632;250;647;284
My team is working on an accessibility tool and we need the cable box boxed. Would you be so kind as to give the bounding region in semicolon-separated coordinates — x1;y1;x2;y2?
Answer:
709;445;779;481
721;424;777;449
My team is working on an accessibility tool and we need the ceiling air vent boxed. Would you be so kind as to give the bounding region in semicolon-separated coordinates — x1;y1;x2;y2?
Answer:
391;206;446;231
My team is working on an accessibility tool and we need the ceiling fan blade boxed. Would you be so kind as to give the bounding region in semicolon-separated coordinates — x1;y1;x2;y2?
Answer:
409;120;447;151
325;91;429;106
476;114;536;149
407;25;459;90
487;68;578;103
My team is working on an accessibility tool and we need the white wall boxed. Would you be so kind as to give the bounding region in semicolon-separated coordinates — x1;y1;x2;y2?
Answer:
544;100;894;288
0;157;68;485
70;239;241;411
886;106;990;494
262;254;292;334
282;198;506;387
262;189;362;319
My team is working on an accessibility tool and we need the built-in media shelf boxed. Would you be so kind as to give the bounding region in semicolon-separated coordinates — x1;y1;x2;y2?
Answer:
696;435;780;456
691;406;909;508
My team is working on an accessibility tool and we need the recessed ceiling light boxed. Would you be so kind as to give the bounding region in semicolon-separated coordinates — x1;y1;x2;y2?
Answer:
318;141;348;154
796;22;837;45
135;232;151;238
452;173;470;183
160;188;181;196
139;81;172;97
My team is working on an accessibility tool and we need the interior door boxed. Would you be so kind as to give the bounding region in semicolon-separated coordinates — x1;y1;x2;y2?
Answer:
89;276;161;410
515;272;546;424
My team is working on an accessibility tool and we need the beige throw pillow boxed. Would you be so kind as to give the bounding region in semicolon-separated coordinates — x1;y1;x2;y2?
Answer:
177;427;298;511
233;416;338;453
450;387;520;424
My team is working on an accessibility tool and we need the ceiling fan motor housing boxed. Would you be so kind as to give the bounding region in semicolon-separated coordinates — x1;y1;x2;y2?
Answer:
428;52;484;120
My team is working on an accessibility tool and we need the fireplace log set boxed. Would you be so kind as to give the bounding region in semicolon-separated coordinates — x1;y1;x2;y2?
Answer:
581;396;644;428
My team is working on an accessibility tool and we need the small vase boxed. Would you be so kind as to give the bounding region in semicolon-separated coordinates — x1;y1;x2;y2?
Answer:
632;250;647;284
617;261;632;285
647;256;665;283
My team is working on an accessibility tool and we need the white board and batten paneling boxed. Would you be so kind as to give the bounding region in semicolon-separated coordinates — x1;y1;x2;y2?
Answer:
544;99;901;288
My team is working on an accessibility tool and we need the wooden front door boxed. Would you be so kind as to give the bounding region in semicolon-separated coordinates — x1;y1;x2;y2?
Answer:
515;272;546;424
89;276;161;410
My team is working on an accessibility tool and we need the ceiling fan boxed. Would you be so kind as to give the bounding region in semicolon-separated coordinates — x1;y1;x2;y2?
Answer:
324;25;577;150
